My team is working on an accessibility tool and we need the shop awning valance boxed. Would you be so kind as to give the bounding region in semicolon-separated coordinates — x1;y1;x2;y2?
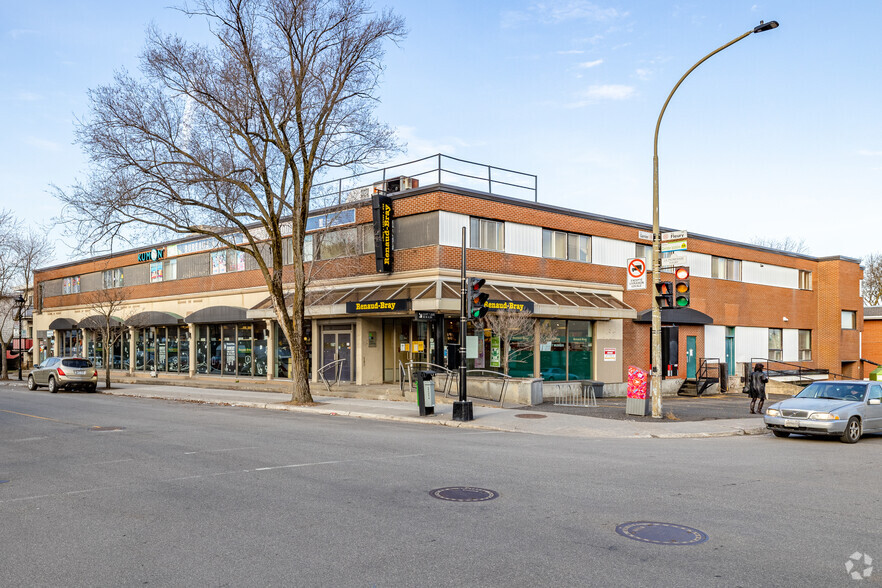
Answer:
48;318;78;330
185;306;249;324
633;307;713;325
125;311;184;327
78;315;123;330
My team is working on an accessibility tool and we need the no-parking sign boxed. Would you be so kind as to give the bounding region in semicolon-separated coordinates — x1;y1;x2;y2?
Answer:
627;258;647;290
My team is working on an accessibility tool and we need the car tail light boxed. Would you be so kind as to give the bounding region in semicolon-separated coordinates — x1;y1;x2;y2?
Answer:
57;367;66;376
93;370;98;377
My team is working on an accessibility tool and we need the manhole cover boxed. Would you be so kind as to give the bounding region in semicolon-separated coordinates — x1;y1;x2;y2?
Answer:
90;426;126;432
615;522;708;545
515;413;547;419
430;487;499;502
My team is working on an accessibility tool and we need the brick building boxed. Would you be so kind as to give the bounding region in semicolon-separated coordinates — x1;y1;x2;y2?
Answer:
32;156;864;391
863;307;882;371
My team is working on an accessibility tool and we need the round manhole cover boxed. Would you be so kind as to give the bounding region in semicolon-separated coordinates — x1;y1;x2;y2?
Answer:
615;522;708;545
90;426;126;432
515;413;547;419
430;487;499;502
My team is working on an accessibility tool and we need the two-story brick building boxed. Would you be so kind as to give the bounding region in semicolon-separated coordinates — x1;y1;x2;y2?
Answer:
32;156;864;390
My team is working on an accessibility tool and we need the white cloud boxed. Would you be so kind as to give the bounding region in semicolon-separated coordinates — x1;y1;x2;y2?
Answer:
577;59;604;68
565;84;635;108
25;137;61;152
634;68;652;80
8;28;38;40
502;2;628;28
395;126;472;159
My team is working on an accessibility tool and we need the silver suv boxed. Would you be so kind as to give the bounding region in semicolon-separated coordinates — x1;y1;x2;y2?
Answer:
27;357;98;393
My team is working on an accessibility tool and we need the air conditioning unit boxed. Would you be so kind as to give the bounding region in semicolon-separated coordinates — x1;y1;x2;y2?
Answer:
372;176;419;194
346;185;373;201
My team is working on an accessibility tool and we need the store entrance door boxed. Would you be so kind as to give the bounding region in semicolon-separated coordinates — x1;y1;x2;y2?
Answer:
320;327;353;382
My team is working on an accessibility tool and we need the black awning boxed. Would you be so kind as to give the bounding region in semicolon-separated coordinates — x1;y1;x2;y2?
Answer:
78;315;123;330
125;311;184;327
48;318;78;330
185;306;249;324
634;307;714;325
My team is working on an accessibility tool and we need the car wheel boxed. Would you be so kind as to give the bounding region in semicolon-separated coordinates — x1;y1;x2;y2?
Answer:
840;417;862;444
87;383;97;393
27;375;37;391
772;430;790;438
48;377;58;394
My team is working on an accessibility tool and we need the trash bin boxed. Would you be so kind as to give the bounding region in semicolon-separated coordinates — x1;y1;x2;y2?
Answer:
584;380;604;399
415;370;436;416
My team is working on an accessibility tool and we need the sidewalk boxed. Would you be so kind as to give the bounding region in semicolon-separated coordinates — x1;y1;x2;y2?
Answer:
3;378;770;439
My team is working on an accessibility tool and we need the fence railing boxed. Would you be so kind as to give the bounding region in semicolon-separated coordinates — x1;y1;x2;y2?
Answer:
748;358;844;383
310;154;538;208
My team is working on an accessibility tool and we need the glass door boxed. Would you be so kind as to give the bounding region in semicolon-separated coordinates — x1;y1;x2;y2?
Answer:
321;327;353;382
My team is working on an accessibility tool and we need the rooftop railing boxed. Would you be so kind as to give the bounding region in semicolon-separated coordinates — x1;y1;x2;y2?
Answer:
310;154;538;208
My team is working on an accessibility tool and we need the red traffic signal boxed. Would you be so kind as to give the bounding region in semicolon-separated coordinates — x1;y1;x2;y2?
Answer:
674;267;690;307
467;278;489;320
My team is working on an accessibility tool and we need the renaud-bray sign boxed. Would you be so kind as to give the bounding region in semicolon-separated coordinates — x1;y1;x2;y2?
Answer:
137;248;165;263
346;299;410;314
486;300;534;313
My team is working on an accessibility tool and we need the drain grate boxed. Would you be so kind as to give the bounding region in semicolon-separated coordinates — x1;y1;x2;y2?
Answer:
90;426;126;432
616;521;708;545
515;413;547;419
430;487;499;502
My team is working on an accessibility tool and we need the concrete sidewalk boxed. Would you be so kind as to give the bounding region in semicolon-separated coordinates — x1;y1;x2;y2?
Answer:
34;380;771;440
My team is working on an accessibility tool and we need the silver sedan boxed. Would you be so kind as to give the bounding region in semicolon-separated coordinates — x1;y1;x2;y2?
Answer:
764;380;882;443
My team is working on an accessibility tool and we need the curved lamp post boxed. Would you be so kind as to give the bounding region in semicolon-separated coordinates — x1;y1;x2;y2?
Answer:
650;20;779;418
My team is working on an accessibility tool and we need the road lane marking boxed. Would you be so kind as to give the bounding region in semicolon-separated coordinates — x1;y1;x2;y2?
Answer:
183;446;260;455
10;437;48;442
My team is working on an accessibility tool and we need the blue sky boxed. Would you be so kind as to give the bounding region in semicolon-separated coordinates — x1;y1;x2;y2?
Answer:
2;1;880;264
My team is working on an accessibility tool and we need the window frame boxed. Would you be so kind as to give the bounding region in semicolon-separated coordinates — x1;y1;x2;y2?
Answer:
768;328;783;361
798;329;811;361
470;218;505;251
841;310;857;330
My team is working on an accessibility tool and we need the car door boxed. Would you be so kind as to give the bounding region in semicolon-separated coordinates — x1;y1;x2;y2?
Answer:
866;384;882;432
37;358;56;385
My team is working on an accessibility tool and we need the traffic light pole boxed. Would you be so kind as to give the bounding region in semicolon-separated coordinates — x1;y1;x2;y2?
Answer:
454;227;474;422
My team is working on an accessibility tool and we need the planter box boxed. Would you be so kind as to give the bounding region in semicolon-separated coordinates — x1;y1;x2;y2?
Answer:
626;396;651;416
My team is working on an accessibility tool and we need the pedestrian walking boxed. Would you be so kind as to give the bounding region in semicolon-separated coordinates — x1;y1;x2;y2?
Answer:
749;363;768;414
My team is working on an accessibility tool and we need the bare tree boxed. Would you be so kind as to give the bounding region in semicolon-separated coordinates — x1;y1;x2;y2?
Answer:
54;0;405;403
0;209;20;380
750;236;810;255
11;232;55;370
84;287;135;389
482;310;553;376
862;252;882;306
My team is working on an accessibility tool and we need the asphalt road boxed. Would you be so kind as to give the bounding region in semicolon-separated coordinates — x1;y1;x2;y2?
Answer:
2;383;880;587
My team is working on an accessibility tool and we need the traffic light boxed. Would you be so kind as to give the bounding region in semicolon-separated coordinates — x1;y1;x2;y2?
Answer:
467;277;489;321
655;281;674;309
674;267;690;307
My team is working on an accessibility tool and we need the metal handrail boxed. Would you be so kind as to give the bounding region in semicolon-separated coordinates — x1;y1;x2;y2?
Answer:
463;369;513;406
309;153;539;207
749;357;847;382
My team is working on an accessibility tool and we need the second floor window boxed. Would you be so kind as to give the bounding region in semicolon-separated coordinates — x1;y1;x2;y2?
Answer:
799;270;812;290
711;256;741;281
842;310;856;330
470;218;504;251
62;276;81;294
768;328;783;361
543;230;591;262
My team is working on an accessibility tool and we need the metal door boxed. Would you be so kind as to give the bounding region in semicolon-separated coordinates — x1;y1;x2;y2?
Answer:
725;335;735;377
321;329;353;382
686;336;697;379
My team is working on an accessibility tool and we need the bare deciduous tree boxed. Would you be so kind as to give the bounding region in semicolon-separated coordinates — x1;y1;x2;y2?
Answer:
54;0;406;403
861;252;882;306
84;286;135;389
482;310;553;376
750;236;810;255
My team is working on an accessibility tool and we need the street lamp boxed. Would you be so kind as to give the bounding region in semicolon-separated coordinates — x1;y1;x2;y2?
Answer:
650;20;779;418
14;294;25;381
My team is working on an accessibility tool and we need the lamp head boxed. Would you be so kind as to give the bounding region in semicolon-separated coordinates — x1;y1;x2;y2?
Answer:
14;294;25;305
753;20;779;33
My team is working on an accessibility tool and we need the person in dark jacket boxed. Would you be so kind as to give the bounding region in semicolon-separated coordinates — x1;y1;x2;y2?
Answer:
749;363;768;414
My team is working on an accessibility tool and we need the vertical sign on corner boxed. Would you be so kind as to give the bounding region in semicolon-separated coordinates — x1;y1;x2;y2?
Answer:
372;193;393;273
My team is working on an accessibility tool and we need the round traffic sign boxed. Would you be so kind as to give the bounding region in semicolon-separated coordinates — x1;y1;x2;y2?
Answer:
627;259;646;278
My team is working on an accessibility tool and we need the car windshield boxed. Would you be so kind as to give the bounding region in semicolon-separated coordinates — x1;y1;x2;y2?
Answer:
61;359;93;368
795;382;866;402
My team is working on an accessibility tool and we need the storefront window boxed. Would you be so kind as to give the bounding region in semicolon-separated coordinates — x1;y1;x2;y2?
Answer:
540;320;567;380
254;325;268;377
223;325;236;375
146;328;156;371
508;333;534;378
276;324;291;378
179;329;190;372
121;331;130;369
136;330;145;370
196;326;208;374
209;325;222;374
166;327;178;372
156;327;167;371
237;324;252;376
567;320;592;380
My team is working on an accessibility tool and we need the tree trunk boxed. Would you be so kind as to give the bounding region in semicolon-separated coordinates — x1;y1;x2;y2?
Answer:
103;330;112;389
1;341;7;380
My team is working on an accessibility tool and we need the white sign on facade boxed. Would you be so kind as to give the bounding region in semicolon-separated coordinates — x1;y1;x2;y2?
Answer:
603;348;617;362
661;252;687;268
626;258;647;290
638;230;653;242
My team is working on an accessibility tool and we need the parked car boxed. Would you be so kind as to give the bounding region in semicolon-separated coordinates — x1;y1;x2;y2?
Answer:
27;357;99;393
540;367;580;381
763;380;882;443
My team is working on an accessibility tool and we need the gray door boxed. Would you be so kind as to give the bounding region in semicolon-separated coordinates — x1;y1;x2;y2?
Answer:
321;329;353;382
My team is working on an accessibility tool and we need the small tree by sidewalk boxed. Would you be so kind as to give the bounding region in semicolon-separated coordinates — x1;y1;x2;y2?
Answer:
83;286;135;389
482;310;553;376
